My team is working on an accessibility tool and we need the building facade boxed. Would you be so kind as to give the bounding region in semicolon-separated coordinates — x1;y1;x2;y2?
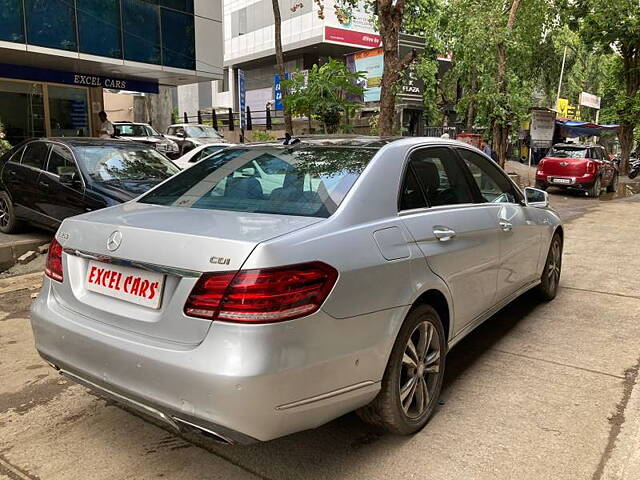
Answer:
178;0;381;118
0;0;222;145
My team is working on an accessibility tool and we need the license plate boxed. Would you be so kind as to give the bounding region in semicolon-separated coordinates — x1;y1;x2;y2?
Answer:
552;177;572;184
85;261;165;309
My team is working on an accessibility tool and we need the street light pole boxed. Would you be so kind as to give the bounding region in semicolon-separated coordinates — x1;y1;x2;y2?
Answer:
556;45;568;106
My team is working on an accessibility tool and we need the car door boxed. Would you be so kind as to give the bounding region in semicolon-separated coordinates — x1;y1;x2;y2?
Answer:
456;147;544;301
37;143;91;226
594;147;614;185
4;141;50;221
399;146;500;336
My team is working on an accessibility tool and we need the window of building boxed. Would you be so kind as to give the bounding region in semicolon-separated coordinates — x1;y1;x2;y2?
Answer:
0;80;46;145
409;147;474;207
48;86;90;138
25;0;78;51
161;8;195;70
159;0;194;13
123;0;161;64
0;0;25;43
77;0;123;59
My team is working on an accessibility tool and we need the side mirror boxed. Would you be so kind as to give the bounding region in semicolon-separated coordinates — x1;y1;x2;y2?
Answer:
524;187;549;208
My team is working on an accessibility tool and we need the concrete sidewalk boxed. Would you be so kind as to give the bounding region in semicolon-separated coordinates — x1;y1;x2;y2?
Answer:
1;198;639;480
0;230;50;272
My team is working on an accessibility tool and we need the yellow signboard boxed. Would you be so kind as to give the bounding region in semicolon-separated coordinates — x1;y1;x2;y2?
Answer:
556;98;581;120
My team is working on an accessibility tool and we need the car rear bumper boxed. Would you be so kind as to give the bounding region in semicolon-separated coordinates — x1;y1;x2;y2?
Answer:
536;172;597;187
31;278;400;442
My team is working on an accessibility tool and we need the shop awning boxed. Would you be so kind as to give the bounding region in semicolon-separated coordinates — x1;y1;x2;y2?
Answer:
556;118;619;137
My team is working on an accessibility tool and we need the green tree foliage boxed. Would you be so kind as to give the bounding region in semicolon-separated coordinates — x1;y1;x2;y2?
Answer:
283;58;365;134
576;0;640;172
442;0;559;166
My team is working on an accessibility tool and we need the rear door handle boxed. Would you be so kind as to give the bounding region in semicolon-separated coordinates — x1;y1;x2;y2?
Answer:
38;181;50;189
499;220;513;232
433;226;456;242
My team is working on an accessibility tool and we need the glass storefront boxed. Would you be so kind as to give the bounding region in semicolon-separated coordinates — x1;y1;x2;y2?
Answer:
0;79;89;145
1;0;196;71
48;86;90;138
0;80;46;145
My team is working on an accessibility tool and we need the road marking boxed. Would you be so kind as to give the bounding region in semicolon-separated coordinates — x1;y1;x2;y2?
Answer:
491;348;626;380
561;285;640;301
0;455;40;480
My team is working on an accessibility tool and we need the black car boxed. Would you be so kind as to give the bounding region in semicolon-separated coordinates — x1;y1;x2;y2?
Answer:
113;122;180;160
0;138;180;233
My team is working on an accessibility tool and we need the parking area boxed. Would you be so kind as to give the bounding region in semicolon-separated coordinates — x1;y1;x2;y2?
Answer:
1;194;639;480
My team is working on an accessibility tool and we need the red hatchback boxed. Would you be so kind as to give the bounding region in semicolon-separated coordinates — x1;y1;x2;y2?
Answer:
535;144;618;197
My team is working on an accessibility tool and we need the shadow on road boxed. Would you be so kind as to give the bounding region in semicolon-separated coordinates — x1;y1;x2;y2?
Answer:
173;291;546;479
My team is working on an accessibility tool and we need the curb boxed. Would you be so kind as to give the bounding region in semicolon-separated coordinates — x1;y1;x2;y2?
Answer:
0;237;50;272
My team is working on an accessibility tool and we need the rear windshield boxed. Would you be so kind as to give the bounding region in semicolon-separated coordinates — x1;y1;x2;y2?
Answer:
139;146;377;218
115;124;160;137
549;147;588;158
186;126;222;139
75;145;180;183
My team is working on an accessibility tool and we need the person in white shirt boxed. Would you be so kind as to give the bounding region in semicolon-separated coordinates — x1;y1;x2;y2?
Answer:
98;111;114;139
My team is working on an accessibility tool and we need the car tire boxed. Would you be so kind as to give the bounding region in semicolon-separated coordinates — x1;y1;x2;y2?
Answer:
606;173;618;193
537;232;562;301
587;177;601;197
357;304;446;435
0;191;21;234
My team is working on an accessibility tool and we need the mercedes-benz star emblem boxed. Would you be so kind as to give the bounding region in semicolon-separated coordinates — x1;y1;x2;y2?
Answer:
106;231;123;252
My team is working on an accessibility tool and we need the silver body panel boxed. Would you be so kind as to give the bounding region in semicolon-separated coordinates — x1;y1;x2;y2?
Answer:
31;137;562;442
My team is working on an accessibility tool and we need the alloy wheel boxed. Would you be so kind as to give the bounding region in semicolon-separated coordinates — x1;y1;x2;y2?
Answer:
399;321;441;419
0;197;9;229
547;239;561;292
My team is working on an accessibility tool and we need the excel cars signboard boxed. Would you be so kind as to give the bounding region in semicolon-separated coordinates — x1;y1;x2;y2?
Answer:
0;63;159;94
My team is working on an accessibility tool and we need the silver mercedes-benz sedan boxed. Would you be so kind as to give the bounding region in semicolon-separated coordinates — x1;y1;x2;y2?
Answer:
31;137;563;444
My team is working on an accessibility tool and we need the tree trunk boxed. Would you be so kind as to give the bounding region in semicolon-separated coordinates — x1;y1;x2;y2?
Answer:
618;120;634;175
618;47;640;175
377;0;413;136
492;0;521;168
271;0;293;135
466;69;477;131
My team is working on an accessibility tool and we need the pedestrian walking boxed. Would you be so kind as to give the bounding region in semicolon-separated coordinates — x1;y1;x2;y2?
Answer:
98;111;114;139
481;139;492;157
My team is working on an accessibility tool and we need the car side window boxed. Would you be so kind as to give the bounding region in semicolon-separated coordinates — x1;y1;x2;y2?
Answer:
21;142;49;170
167;127;175;135
399;167;427;210
7;146;26;164
47;145;78;177
408;147;474;207
457;148;520;204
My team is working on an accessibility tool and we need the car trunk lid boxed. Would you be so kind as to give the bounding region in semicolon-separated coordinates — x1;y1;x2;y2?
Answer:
52;202;322;344
540;156;591;177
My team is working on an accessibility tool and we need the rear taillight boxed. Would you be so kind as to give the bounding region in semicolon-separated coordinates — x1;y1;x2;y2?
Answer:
538;159;545;168
586;161;596;174
45;238;64;282
184;262;338;323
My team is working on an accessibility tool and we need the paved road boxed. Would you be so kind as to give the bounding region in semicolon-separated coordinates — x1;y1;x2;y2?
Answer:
1;195;639;480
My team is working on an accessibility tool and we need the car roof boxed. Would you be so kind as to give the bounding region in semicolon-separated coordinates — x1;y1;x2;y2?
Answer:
113;121;152;126
168;124;211;128
553;143;601;148
238;135;470;150
40;138;152;148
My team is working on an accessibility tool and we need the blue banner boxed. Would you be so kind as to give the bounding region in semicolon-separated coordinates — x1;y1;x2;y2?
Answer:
238;69;246;129
0;63;159;94
274;73;290;111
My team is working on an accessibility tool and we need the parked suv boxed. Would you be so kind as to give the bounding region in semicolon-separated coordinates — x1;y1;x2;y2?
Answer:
113;122;180;160
165;124;226;155
535;143;618;196
0;138;180;233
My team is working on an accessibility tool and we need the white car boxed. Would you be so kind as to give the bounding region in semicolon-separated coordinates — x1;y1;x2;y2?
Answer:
173;143;232;169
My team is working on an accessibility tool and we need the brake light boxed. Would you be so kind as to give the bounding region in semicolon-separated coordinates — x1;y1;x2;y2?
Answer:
538;159;545;169
586;161;596;174
184;262;338;323
45;238;64;282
